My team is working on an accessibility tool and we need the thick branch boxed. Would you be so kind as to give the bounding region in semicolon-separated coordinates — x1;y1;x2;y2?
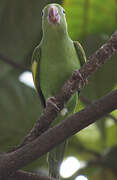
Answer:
0;31;117;179
18;31;117;146
3;170;55;180
80;95;117;122
0;89;117;178
0;54;28;71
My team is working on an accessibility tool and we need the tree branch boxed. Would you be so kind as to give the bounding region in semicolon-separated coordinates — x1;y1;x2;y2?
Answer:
80;95;117;122
15;30;117;148
0;89;117;178
0;31;117;179
0;54;29;71
3;170;56;180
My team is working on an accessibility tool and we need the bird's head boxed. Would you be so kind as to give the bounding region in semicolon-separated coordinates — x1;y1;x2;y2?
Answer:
42;4;67;37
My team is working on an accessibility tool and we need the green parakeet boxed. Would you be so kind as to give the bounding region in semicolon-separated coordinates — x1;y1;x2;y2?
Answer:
32;3;86;179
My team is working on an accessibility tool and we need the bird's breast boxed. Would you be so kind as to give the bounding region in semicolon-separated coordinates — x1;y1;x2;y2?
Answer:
39;40;81;99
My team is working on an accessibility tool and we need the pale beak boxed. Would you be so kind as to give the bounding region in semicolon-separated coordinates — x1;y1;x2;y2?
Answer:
48;6;60;24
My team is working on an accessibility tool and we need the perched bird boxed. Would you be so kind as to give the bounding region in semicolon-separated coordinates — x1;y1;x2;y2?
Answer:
32;3;86;179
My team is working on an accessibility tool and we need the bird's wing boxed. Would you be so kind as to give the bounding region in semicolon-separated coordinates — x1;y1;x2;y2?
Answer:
31;46;46;108
74;41;87;66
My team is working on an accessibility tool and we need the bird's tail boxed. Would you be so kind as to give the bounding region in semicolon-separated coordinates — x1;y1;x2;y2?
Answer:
48;141;66;180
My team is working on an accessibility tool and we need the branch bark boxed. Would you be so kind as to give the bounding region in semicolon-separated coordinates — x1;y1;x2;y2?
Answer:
0;89;117;178
80;95;117;122
0;31;117;179
17;30;117;147
3;170;55;180
0;54;28;71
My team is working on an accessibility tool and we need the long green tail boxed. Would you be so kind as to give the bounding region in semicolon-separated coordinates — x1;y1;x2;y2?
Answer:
48;93;78;179
48;141;66;179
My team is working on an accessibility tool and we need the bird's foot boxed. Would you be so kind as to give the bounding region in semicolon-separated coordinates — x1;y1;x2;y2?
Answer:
46;97;60;112
72;69;88;88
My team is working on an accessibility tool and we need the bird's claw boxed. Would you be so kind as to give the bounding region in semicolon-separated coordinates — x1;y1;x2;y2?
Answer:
72;69;88;88
46;97;60;112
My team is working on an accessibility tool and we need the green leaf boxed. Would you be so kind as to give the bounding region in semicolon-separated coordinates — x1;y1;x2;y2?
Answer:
64;0;116;40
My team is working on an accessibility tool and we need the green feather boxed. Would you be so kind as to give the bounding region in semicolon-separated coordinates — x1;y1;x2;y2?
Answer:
32;3;86;179
74;41;87;66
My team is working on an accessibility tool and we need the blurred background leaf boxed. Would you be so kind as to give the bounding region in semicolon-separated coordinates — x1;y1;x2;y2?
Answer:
0;0;117;179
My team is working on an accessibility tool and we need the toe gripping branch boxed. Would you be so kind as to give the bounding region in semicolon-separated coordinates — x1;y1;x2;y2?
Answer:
46;69;88;114
46;97;60;112
72;69;88;90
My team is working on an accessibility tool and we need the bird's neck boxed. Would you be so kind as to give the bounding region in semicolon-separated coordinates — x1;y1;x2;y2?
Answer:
42;29;70;43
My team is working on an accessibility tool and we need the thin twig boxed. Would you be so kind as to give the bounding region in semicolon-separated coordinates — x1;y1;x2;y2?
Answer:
0;54;29;71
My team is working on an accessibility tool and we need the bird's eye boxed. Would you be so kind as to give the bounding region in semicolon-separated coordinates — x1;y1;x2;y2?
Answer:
63;10;65;14
41;10;44;16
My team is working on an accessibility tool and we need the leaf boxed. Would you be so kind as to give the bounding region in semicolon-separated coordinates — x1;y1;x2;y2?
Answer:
64;0;116;40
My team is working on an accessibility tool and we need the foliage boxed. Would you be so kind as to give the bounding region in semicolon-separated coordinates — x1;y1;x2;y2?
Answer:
0;0;117;179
